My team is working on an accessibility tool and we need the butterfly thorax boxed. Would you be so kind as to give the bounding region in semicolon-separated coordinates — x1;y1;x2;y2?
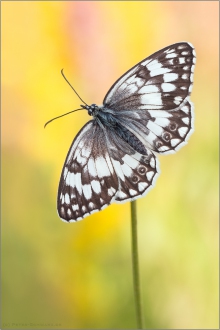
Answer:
82;103;117;125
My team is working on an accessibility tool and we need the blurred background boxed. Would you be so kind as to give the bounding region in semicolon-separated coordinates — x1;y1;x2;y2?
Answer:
2;1;219;329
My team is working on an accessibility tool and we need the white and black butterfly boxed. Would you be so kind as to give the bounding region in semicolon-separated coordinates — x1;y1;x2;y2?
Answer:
57;42;196;222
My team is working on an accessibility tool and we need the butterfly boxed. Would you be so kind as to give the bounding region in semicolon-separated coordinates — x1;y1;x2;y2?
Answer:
57;42;196;222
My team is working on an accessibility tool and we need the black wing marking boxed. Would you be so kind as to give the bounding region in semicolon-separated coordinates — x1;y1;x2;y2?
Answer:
57;121;159;222
103;42;196;112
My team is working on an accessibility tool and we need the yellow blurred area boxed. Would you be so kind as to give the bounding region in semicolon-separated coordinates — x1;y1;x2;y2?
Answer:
2;1;219;329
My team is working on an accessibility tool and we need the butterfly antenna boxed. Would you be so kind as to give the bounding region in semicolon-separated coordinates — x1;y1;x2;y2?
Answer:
61;69;88;106
44;108;84;128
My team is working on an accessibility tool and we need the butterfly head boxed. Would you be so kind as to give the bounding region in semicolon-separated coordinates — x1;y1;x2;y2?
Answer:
81;104;99;117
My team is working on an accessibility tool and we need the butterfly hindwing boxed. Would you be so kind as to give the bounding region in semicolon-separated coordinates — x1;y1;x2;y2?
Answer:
114;99;194;154
143;99;194;154
103;127;159;203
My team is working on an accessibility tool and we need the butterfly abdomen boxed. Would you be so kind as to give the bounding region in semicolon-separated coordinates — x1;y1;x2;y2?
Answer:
114;123;148;155
97;110;148;155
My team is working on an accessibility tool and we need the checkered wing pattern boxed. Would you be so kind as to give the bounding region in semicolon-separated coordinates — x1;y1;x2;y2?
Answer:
104;42;195;112
113;99;194;154
57;42;196;222
58;121;159;222
104;42;196;154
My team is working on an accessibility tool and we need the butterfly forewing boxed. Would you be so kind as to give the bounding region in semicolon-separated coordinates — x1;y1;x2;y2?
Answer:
58;121;116;221
103;42;196;112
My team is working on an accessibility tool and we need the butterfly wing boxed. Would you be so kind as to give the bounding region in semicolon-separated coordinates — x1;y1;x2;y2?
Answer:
103;42;196;111
57;121;159;222
113;99;194;154
103;42;196;154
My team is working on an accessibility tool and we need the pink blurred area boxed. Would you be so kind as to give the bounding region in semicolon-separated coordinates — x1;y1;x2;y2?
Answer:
2;1;219;329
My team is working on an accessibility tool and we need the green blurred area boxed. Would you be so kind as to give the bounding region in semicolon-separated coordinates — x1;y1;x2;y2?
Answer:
2;1;219;329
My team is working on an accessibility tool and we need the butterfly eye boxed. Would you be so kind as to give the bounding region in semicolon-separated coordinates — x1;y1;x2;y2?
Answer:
138;166;146;175
169;123;177;131
131;175;139;183
163;132;171;142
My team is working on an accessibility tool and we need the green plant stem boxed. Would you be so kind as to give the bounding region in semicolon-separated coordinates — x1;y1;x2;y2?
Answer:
130;200;144;329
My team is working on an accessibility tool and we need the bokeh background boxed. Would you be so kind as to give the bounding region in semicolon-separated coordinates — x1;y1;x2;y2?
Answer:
2;1;219;329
